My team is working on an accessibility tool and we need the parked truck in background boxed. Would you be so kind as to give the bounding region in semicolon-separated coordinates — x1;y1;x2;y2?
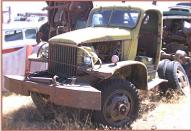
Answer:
162;6;191;83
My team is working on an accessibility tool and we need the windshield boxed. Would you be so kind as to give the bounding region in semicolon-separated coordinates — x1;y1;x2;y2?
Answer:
87;8;140;28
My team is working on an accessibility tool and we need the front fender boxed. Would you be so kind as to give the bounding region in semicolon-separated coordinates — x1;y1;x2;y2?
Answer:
88;61;148;90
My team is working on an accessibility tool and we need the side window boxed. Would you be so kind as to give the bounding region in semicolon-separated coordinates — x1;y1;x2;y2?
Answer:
25;29;37;39
4;30;23;42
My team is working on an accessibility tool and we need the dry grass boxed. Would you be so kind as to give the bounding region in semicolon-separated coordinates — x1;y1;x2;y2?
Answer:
138;87;185;116
2;87;190;130
132;87;190;130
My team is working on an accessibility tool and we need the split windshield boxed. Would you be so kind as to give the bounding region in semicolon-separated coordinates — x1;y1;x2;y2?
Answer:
87;8;140;29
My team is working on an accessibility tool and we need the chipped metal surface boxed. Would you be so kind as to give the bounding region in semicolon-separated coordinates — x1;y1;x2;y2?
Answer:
5;75;101;110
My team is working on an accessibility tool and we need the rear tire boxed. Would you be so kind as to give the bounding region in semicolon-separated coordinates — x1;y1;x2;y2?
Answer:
165;61;190;95
93;79;140;127
158;59;170;94
158;59;170;79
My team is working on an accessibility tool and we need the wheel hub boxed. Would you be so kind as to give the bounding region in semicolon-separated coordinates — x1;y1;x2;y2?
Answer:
176;69;190;95
107;95;130;122
118;103;129;115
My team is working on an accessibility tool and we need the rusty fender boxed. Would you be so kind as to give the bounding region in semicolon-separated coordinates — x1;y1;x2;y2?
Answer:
87;61;147;79
4;75;101;110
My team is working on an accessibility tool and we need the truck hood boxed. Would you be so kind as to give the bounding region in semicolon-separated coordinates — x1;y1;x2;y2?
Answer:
49;27;131;45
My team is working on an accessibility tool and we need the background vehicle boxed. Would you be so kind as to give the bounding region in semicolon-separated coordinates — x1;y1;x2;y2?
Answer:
36;1;93;43
162;9;191;83
169;2;191;13
176;2;191;6
2;22;44;91
3;22;40;49
5;4;190;127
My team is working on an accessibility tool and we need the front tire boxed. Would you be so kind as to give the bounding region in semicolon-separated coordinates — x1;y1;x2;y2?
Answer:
31;92;55;119
94;79;140;127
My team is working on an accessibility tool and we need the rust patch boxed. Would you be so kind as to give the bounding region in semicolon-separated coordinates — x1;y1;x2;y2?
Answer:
4;75;101;110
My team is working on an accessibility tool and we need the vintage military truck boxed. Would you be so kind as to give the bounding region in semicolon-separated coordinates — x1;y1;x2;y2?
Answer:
5;5;190;127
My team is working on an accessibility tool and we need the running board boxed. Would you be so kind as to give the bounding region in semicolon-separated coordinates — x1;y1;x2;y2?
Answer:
148;78;168;90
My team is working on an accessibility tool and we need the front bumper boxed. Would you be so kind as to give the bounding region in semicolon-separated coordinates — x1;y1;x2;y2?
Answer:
4;75;101;110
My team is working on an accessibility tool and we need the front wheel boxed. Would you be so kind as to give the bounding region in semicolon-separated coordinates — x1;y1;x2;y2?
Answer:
94;79;140;127
31;92;55;119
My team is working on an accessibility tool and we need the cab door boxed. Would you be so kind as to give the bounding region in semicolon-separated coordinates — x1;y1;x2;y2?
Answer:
137;10;162;80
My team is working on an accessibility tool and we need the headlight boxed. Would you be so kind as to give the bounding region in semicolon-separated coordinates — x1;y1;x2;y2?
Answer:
79;46;102;69
84;56;92;65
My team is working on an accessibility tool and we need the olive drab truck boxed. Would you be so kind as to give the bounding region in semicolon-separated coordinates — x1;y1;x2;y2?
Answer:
5;4;190;127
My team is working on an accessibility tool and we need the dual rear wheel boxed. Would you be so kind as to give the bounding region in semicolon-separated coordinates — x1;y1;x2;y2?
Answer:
158;60;190;95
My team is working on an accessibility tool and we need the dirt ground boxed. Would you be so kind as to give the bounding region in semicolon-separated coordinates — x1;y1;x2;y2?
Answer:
132;89;191;130
2;87;191;130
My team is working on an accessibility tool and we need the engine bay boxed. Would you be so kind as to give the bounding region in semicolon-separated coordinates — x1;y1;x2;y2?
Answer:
85;41;122;64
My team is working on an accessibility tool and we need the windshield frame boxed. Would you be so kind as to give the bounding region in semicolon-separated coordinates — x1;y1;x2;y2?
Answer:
87;7;141;29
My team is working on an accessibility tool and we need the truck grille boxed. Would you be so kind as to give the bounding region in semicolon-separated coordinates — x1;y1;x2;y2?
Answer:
48;44;77;77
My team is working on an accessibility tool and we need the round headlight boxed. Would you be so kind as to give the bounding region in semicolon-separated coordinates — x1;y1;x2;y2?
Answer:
84;56;92;65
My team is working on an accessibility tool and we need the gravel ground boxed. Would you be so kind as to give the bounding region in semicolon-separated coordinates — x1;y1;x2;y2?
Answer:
2;88;191;130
